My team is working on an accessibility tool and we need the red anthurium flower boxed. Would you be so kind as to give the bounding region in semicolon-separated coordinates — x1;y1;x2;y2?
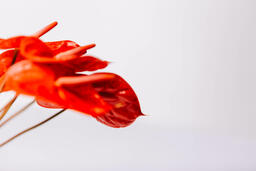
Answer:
19;36;109;72
55;73;143;127
92;74;143;127
0;37;96;76
0;22;144;148
0;22;59;76
3;60;112;116
0;22;85;75
3;58;143;127
20;37;96;63
0;21;103;77
0;21;143;130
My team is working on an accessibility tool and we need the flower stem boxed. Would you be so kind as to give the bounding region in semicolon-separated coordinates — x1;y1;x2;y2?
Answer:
0;94;18;121
0;74;7;93
0;100;35;128
0;109;66;148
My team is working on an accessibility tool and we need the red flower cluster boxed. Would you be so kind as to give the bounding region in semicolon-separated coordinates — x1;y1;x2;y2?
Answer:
0;22;143;128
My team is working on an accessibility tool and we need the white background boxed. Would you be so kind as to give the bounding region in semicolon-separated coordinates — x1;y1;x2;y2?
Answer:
0;0;255;170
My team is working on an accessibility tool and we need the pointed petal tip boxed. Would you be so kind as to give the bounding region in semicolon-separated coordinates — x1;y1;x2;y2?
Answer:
140;113;147;116
106;61;111;64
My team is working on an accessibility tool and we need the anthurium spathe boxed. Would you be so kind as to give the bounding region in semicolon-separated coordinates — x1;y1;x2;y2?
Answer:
55;73;143;127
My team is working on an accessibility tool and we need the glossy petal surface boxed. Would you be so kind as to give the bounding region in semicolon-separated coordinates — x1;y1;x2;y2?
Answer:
92;73;143;127
46;40;80;55
0;36;26;49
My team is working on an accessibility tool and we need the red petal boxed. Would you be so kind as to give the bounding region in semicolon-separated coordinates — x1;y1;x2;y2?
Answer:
5;60;111;116
55;73;143;126
20;37;56;62
0;36;26;49
0;50;15;76
91;73;143;128
56;80;112;116
65;56;109;72
3;60;67;108
36;98;64;108
45;40;80;55
4;60;56;95
0;50;24;76
20;38;91;63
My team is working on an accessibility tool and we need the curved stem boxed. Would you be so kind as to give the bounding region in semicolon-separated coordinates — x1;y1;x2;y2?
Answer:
0;74;7;93
0;100;35;128
0;109;66;148
0;94;18;121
